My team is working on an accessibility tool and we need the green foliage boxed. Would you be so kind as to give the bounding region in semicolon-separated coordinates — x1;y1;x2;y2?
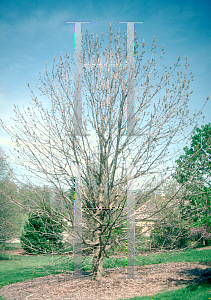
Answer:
174;123;211;231
175;123;211;184
20;203;64;254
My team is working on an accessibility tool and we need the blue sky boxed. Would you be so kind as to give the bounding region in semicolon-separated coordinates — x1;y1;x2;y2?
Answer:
0;0;210;185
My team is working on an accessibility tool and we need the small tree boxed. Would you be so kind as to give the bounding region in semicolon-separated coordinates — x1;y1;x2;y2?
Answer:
20;202;64;254
0;25;209;279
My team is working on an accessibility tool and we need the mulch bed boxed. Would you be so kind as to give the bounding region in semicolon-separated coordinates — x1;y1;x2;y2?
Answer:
0;262;211;300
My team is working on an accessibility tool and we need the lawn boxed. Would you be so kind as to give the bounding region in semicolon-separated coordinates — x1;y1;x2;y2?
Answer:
120;279;211;300
0;246;210;300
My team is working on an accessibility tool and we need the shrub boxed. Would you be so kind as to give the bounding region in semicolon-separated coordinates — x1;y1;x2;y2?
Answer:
150;225;191;250
20;203;64;254
190;226;211;246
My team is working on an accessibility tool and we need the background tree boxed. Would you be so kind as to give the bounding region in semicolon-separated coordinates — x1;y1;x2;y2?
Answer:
150;187;192;250
173;123;211;245
0;148;26;251
0;25;208;279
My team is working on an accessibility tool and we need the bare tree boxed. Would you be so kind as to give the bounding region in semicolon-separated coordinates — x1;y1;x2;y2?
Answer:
0;24;207;280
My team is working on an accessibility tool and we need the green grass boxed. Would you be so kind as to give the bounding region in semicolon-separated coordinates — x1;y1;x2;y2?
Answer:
120;279;211;300
0;247;210;288
0;247;210;300
0;254;74;288
135;248;211;266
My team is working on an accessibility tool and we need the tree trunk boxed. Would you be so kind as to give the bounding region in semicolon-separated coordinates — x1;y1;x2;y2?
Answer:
91;218;104;280
91;243;104;280
91;187;105;280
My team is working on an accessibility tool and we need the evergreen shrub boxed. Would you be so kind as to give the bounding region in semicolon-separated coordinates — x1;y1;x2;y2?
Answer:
20;203;64;254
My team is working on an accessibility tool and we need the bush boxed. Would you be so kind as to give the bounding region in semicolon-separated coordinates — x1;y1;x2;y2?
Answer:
190;226;211;246
20;203;64;254
150;225;191;250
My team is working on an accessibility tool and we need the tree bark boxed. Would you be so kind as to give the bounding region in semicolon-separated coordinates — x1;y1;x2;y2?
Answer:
91;243;104;280
91;209;105;280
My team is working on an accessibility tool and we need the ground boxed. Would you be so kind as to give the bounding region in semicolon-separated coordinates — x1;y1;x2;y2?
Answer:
0;249;211;300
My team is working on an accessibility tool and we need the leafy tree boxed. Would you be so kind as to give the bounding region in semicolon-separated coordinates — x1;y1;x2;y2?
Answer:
20;202;64;254
0;25;208;279
174;123;211;231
